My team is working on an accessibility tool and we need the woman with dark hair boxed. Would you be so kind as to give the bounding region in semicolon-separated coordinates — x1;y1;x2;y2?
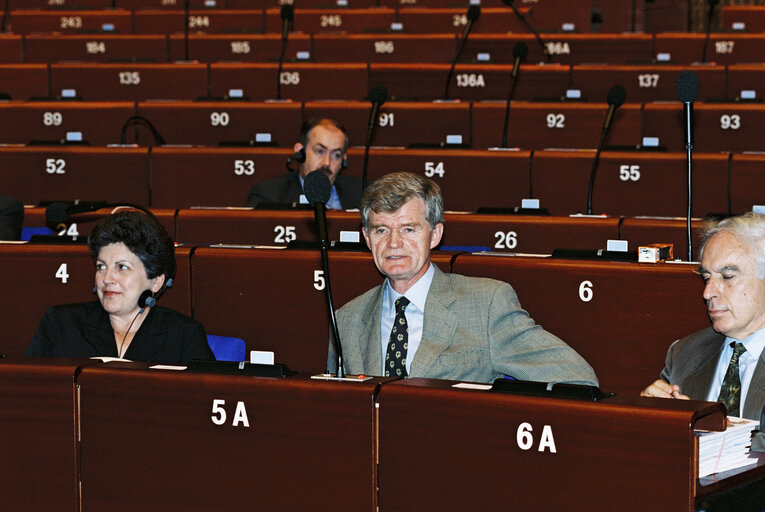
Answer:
26;211;214;364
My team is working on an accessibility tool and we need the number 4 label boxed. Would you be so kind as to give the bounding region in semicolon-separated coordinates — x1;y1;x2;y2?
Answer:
55;263;70;283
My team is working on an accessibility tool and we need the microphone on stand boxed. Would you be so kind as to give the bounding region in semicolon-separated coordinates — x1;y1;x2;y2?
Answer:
701;0;720;63
183;0;190;61
502;0;550;63
303;170;345;378
1;0;10;34
276;3;294;100
501;42;528;148
676;70;700;261
586;85;626;215
363;84;387;191
444;4;480;100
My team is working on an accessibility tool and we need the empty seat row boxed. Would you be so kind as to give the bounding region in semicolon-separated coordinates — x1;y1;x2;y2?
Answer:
22;206;706;255
7;142;758;219
2;0;673;34
1;32;763;65
4;7;528;35
2;99;765;153
7;62;765;103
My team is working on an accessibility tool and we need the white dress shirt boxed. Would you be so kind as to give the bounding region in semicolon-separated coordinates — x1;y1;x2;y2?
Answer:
379;262;435;374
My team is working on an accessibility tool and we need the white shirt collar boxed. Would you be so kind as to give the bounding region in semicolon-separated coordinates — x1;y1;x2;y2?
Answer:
384;262;435;313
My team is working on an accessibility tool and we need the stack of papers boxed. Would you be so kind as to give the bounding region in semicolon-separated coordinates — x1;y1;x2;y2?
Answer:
696;417;760;477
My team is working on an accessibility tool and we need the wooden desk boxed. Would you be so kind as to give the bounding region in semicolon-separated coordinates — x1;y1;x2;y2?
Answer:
0;358;91;512
450;253;709;393
377;378;749;512
0;146;150;207
77;367;384;511
175;209;363;245
530;150;729;217
440;214;619;253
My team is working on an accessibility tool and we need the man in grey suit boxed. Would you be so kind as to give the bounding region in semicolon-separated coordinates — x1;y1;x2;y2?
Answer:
641;212;765;420
327;172;597;385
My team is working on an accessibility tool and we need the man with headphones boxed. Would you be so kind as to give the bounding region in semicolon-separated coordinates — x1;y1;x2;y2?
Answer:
246;118;362;209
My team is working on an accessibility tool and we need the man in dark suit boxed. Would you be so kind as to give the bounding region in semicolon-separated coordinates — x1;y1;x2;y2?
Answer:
641;212;765;420
246;118;362;209
0;195;23;240
327;172;597;385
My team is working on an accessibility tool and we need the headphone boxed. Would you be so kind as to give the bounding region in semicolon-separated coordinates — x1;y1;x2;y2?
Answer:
139;276;174;312
138;290;156;311
285;146;348;173
93;276;174;312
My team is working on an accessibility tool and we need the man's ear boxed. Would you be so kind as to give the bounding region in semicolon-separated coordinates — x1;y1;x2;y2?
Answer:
362;227;372;250
430;223;444;249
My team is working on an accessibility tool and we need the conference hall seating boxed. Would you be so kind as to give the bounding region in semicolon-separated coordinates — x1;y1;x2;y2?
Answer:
5;9;133;34
167;33;312;62
0;64;47;99
721;5;765;32
0;101;135;145
131;101;301;146
569;64;726;103
369;63;571;102
529;150;729;217
2;146;752;219
0;35;23;62
22;34;167;62
208;62;368;101
471;101;642;150
5;4;765;505
49;63;208;101
0;146;151;206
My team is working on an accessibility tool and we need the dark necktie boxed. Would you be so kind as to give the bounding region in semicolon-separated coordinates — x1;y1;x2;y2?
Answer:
717;342;747;417
385;296;410;377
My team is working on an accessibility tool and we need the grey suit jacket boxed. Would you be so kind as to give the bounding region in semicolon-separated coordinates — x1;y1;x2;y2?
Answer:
660;327;765;420
328;265;598;385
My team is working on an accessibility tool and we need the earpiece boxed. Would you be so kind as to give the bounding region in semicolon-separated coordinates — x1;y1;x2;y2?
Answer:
138;289;156;311
341;157;348;169
285;146;305;173
93;284;97;294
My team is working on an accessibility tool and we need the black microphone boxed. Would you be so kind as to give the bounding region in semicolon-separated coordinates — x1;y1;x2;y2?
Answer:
45;201;157;225
280;3;294;41
46;201;108;224
501;42;528;148
676;70;700;261
502;0;550;63
586;84;626;215
444;4;480;100
363;83;388;190
701;0;720;63
304;170;332;249
304;170;345;378
276;4;294;100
